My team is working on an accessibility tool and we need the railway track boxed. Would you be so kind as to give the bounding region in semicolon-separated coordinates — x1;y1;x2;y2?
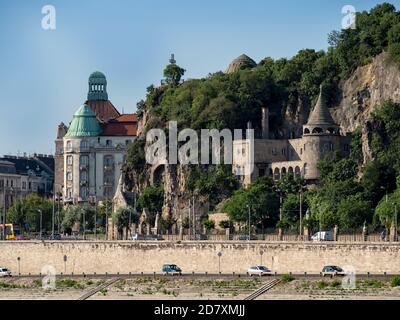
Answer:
244;279;281;300
77;277;121;300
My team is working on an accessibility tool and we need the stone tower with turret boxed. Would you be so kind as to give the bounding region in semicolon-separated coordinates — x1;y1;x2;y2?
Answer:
300;86;343;180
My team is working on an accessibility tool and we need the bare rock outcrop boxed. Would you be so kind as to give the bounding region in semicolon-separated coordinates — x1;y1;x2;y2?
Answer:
332;52;400;163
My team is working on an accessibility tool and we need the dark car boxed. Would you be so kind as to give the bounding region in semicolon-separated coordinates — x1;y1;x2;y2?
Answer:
49;233;62;240
194;234;208;240
322;265;345;277
238;235;258;240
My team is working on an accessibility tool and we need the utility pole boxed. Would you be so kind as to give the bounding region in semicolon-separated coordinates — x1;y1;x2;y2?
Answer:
188;199;191;240
247;204;251;240
94;195;97;239
2;188;6;240
82;209;86;240
38;209;42;240
105;195;109;240
51;191;55;238
192;195;195;239
299;190;303;237
57;192;61;234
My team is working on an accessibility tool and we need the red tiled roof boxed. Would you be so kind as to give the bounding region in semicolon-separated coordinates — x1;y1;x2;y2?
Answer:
100;113;138;136
114;114;138;122
101;122;137;136
85;100;120;123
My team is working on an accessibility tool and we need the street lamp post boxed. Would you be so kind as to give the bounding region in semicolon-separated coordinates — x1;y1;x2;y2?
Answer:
38;209;43;240
247;204;251;240
217;252;222;274
94;195;97;239
82;209;86;240
2;187;6;240
299;189;303;237
51;192;55;238
105;195;109;240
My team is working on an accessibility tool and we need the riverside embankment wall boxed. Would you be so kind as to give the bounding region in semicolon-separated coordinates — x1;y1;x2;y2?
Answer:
0;241;399;274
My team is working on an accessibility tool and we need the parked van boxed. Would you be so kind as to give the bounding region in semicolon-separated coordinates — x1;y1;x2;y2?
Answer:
162;264;182;275
311;231;334;241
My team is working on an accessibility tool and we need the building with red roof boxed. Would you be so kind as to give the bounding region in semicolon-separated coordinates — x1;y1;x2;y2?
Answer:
54;72;138;205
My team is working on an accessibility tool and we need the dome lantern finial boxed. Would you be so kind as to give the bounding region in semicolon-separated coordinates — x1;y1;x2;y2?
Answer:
169;53;176;64
87;71;108;101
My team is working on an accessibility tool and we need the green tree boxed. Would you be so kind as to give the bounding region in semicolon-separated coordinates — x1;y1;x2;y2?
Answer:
137;185;164;223
61;204;95;233
8;194;53;233
202;219;215;231
337;196;373;231
163;63;185;86
375;191;400;230
113;207;139;232
223;177;279;228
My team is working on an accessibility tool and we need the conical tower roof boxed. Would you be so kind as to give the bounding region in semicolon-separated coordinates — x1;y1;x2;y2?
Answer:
306;86;336;126
65;105;102;137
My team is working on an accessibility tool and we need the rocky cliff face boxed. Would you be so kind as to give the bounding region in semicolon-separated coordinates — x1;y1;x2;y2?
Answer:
127;52;400;222
332;52;400;164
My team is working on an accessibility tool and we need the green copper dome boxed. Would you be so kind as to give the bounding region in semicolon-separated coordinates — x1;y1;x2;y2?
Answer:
88;71;108;101
65;105;102;137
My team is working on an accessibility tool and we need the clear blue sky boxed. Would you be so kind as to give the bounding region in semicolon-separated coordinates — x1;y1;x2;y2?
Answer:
0;0;397;156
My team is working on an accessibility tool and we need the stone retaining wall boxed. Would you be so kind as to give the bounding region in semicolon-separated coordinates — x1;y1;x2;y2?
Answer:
0;241;399;275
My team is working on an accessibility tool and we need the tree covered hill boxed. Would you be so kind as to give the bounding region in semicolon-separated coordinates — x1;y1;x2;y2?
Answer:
122;3;400;233
134;3;400;136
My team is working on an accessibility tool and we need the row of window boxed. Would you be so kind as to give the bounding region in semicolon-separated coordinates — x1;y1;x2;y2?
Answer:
65;139;132;152
65;185;114;200
0;179;34;190
67;155;89;166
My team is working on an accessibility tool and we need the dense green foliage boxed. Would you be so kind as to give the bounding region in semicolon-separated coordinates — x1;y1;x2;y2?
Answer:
223;177;279;228
113;207;139;231
186;165;238;209
163;63;186;87
137;185;164;221
8;194;53;233
61;204;96;233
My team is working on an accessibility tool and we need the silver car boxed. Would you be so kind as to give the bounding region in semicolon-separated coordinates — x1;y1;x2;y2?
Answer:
248;265;272;277
0;268;12;277
322;265;345;277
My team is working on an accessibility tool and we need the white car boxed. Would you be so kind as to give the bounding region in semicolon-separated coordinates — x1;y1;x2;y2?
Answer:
0;268;12;277
311;231;334;241
248;265;272;277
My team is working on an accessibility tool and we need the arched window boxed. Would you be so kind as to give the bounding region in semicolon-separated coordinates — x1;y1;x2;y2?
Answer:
80;186;88;199
312;127;323;134
281;167;287;176
304;128;310;134
288;167;294;175
66;141;72;152
273;168;280;181
327;127;335;134
295;166;301;178
80;140;89;151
